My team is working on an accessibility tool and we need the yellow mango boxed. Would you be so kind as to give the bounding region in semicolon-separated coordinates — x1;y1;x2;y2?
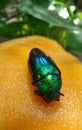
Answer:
0;36;82;130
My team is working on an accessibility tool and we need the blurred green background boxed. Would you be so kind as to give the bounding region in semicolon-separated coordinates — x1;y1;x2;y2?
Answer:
0;0;82;59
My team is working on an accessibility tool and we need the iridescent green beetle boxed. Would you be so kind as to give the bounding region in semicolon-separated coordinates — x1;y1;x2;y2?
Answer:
29;48;64;103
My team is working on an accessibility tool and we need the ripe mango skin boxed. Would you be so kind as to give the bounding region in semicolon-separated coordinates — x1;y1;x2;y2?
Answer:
0;36;82;130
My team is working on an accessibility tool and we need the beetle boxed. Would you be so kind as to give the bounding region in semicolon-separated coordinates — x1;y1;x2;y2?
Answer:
29;48;64;103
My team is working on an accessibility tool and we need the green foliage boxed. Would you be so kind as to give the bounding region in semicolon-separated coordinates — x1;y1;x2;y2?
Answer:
0;0;12;26
0;0;82;53
0;0;12;9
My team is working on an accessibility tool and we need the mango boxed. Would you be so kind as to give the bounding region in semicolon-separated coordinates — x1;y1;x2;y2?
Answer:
0;36;82;130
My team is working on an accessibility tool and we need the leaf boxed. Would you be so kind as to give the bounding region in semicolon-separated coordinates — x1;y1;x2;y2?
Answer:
0;11;8;27
67;29;82;53
0;21;29;37
0;11;8;18
0;0;12;9
26;15;49;35
76;12;82;20
18;0;75;29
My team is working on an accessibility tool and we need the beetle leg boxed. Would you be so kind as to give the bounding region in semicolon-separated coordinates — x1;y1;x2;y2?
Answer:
31;82;35;85
56;98;60;101
60;93;64;96
34;90;42;96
